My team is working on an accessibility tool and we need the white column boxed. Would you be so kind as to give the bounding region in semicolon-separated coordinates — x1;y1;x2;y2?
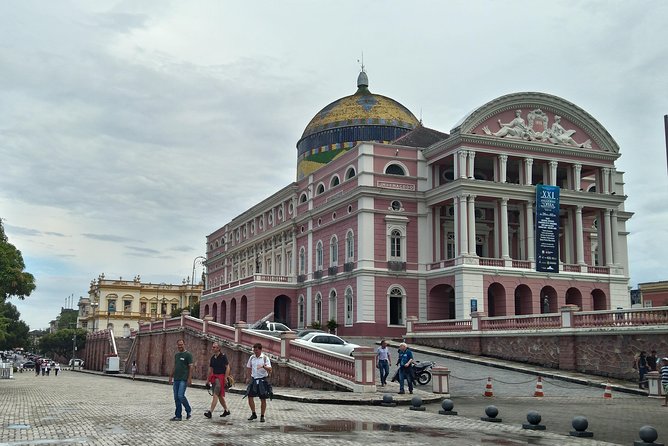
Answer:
602;168;611;194
524;158;534;185
604;209;613;266
499;154;508;183
575;206;585;265
468;195;476;256
526;201;535;261
281;235;287;275
453;198;460;256
610;209;619;265
549;161;558;186
493;206;500;258
467;150;476;179
459;195;469;255
500;198;509;259
573;164;582;191
432;207;440;261
458;150;467;179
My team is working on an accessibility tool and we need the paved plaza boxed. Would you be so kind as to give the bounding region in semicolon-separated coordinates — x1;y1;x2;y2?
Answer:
2;368;666;446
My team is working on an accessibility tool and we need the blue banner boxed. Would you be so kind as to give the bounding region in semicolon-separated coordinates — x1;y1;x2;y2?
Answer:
535;184;560;273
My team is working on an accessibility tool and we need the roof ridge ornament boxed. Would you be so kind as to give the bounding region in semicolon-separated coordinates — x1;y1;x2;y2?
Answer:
357;52;369;90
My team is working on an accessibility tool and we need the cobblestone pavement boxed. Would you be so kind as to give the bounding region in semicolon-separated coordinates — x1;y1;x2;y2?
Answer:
1;371;661;446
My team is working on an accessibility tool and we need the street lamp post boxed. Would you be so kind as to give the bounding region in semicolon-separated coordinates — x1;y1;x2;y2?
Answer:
90;302;98;332
191;256;206;312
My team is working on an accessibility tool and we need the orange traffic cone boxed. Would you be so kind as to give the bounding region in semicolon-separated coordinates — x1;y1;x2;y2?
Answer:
534;376;544;397
484;377;494;397
603;382;613;399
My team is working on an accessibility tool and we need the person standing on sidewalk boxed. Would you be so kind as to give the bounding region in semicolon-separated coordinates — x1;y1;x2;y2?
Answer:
634;351;649;389
246;343;272;422
661;358;668;407
647;350;658;372
376;340;391;387
168;339;193;421
397;343;414;395
204;342;231;419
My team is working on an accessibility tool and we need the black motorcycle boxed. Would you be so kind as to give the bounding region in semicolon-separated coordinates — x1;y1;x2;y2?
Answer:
413;360;435;385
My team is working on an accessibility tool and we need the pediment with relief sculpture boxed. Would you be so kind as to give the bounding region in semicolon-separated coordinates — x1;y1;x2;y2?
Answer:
453;92;620;154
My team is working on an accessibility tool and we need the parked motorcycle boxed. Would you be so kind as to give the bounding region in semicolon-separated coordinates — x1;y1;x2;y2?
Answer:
413;360;435;385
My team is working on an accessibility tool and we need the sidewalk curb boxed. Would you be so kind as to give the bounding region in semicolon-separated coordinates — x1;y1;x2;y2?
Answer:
385;340;647;397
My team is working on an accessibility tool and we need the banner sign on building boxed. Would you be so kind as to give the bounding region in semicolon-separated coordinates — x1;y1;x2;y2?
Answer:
535;184;560;273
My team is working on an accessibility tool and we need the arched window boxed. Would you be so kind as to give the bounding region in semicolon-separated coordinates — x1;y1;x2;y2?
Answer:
298;295;305;329
346;230;354;262
330;235;338;266
316;241;323;270
315;293;322;323
316;183;325;195
345;287;353;326
329;289;337;322
390;229;402;258
330;176;340;188
385;164;405;176
299;247;306;274
345;167;356;180
299;193;308;203
388;287;405;326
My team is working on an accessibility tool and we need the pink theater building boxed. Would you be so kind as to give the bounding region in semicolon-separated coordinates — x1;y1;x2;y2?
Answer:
200;70;632;338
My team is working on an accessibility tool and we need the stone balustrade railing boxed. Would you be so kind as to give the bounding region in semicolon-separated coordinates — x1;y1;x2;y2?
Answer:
409;306;668;334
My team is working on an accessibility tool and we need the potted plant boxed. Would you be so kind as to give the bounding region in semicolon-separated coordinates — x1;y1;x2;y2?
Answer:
326;318;338;334
310;321;321;330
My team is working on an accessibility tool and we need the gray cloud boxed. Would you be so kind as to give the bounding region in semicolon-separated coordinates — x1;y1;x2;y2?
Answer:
5;1;668;328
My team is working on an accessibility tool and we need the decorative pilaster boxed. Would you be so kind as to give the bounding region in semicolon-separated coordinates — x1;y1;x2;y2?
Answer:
604;209;613;266
602;168;611;194
459;195;469;255
610;209;619;266
468;195;476;256
526;201;535;262
575;206;585;265
500;198;509;259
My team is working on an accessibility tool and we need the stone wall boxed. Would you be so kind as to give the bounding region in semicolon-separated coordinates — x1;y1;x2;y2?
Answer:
408;330;668;381
129;328;346;391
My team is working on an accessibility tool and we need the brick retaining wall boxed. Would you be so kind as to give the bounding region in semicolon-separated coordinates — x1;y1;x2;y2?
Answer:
407;331;668;381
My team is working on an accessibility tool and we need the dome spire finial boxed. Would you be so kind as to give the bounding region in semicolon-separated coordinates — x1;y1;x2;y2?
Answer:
356;52;369;90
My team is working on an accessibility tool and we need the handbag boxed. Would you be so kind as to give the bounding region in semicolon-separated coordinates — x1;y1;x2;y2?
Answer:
225;374;235;389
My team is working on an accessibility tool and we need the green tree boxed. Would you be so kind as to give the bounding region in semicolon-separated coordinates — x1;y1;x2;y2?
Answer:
57;309;78;330
0;219;36;302
38;328;87;361
0;301;30;349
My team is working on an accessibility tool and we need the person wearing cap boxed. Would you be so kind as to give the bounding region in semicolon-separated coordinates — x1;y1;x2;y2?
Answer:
660;358;668;407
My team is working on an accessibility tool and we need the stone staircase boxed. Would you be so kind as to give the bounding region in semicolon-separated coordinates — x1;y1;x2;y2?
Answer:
114;337;133;371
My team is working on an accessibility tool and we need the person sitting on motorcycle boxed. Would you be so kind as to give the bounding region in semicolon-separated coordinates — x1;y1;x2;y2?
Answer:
397;343;414;394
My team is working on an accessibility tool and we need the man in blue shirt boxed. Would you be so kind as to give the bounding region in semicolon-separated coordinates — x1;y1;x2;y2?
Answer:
397;342;414;394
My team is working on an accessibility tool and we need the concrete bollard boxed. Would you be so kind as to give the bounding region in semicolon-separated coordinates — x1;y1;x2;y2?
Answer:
409;395;425;411
634;425;664;446
481;405;502;423
522;410;546;430
569;416;593;438
438;399;458;415
380;393;396;407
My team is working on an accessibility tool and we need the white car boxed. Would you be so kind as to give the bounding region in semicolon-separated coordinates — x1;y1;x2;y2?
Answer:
293;332;360;356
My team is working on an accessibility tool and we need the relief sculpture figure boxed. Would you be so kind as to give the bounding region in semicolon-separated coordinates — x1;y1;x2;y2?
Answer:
483;110;527;139
548;115;592;148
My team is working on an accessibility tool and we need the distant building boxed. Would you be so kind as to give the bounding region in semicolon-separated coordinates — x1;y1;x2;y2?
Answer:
638;281;668;307
200;70;633;338
77;274;203;336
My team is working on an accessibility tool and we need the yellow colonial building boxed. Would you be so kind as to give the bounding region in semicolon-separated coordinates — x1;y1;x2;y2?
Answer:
77;273;202;336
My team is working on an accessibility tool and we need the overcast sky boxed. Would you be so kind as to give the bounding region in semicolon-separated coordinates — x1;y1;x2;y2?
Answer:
2;1;667;330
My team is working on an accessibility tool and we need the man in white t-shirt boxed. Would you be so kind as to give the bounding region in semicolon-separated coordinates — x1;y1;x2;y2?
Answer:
246;343;272;422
